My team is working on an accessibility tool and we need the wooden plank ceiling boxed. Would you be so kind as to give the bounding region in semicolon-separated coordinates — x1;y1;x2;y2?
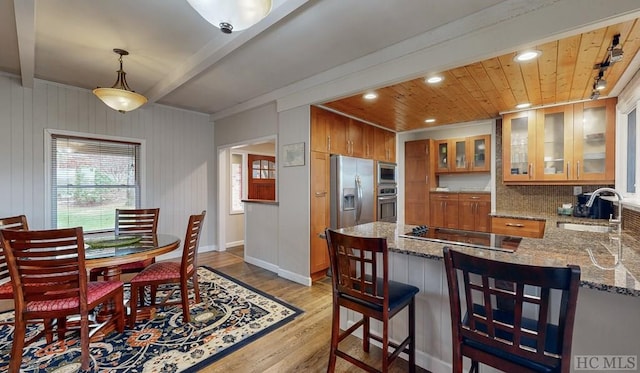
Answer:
322;19;640;133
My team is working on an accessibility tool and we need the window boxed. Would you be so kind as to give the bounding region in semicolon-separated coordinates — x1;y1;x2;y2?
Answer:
230;153;244;213
47;130;143;232
627;109;636;194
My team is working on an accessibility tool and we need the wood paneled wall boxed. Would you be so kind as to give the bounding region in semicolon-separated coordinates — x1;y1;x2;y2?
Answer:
0;74;215;252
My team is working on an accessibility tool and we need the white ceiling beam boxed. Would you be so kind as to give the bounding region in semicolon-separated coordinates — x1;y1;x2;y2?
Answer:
145;0;311;104
13;0;35;88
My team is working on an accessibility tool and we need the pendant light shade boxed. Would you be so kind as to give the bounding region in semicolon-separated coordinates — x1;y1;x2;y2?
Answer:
186;0;272;33
93;49;147;113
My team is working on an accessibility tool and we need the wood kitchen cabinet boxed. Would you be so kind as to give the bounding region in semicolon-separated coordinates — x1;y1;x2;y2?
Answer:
430;192;459;229
435;135;490;173
374;126;396;162
458;193;491;232
310;106;379;160
405;139;434;225
491;216;546;238
309;151;330;280
502;97;615;184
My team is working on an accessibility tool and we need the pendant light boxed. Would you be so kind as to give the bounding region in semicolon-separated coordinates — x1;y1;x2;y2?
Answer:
186;0;272;34
93;49;147;113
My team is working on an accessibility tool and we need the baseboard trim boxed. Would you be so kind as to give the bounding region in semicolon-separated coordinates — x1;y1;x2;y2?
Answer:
244;255;280;273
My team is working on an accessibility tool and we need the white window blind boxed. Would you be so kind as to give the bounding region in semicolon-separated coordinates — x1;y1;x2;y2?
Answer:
50;134;141;232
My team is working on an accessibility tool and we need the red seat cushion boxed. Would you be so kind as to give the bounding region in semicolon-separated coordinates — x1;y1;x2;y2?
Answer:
26;281;123;312
0;281;12;299
130;262;181;283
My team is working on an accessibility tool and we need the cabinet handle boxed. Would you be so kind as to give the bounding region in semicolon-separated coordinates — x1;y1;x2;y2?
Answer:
528;163;533;179
315;192;327;196
425;175;429;185
327;136;331;152
505;223;524;227
567;162;570;179
471;196;480;199
577;161;580;179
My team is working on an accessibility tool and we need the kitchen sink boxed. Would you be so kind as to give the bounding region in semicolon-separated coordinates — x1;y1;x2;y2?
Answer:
556;222;611;233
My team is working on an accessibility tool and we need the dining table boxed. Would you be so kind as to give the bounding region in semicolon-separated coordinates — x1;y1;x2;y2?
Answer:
83;232;181;338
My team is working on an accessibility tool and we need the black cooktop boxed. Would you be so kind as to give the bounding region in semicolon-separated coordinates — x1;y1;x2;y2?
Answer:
399;226;522;252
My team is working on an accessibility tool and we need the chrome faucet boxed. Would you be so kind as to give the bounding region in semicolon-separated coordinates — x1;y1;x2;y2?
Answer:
586;187;623;233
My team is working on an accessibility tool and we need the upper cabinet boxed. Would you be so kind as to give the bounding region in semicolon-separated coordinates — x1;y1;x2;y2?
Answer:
373;126;396;162
435;135;490;173
502;97;615;184
311;106;394;162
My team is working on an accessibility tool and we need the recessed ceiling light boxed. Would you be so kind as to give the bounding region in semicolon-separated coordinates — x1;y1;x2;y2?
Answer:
363;92;378;100
425;118;436;123
425;76;443;84
516;103;531;109
514;50;542;62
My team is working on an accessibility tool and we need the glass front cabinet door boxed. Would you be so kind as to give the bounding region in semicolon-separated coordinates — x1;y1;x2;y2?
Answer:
435;140;450;173
573;98;615;182
537;105;573;181
469;135;490;172
503;110;536;181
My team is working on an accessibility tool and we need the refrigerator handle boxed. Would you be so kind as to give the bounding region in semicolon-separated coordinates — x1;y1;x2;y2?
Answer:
355;175;363;224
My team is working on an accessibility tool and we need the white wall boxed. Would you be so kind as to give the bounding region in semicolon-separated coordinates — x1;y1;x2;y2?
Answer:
277;106;311;284
213;103;312;284
0;74;216;255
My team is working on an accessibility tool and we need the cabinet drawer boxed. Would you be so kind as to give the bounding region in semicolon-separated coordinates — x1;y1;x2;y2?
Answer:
491;217;545;238
458;193;490;202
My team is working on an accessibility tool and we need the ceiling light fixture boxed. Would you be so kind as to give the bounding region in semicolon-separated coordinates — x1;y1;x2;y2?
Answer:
515;103;531;109
93;49;147;114
363;92;378;100
186;0;272;34
514;50;542;62
426;76;443;84
590;34;623;100
425;118;436;123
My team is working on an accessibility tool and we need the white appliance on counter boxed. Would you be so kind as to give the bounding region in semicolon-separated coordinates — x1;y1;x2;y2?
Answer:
330;155;375;229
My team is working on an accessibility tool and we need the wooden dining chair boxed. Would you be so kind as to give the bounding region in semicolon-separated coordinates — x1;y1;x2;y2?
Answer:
129;211;206;327
325;228;419;373
0;227;125;372
443;247;581;373
0;215;29;303
90;207;160;281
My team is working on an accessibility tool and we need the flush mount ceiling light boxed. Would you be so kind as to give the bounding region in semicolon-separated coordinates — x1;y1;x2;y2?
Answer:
93;49;147;114
514;50;542;62
515;103;531;109
363;92;378;100
186;0;272;34
424;118;436;123
425;76;443;84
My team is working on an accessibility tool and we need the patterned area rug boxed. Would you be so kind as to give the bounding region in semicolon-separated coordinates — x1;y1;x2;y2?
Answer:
0;266;303;372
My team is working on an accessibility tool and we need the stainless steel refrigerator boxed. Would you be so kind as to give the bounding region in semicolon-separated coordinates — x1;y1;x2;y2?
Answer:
330;155;375;228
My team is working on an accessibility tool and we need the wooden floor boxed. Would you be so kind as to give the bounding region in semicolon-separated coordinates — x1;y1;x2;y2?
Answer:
0;246;429;372
197;248;429;373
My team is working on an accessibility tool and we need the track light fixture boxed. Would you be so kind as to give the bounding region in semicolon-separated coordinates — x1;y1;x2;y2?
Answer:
590;34;623;100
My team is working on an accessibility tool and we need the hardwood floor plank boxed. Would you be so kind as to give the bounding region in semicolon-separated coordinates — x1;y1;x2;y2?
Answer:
197;250;429;373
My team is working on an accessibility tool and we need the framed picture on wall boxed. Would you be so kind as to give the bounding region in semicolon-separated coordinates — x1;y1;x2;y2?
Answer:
282;142;305;167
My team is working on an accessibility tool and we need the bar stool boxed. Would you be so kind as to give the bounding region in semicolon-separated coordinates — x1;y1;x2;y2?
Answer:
443;247;580;373
325;228;419;373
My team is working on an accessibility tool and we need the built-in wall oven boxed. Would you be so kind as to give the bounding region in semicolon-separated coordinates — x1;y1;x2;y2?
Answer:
377;184;397;222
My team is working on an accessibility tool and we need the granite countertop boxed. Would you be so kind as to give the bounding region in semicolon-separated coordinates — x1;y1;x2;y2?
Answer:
336;219;640;297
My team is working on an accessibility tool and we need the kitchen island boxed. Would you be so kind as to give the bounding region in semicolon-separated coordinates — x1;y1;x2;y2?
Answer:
335;221;640;372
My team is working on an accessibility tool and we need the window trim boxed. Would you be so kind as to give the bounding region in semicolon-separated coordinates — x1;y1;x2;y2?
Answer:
230;152;245;215
44;129;147;229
